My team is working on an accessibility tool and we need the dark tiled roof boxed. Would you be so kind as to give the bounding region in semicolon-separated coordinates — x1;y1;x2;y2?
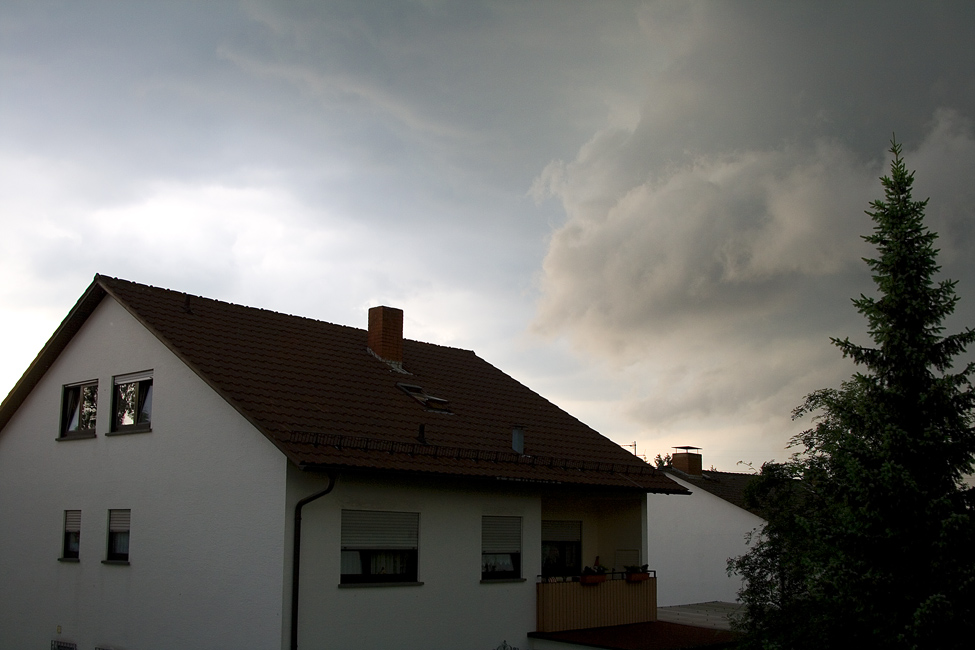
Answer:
1;275;684;493
662;468;760;515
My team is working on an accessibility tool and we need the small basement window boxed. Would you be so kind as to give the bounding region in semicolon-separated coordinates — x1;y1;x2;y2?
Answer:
60;381;97;438
397;383;451;413
111;371;153;433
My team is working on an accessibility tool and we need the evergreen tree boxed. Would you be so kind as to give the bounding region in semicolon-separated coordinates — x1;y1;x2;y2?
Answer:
730;141;975;649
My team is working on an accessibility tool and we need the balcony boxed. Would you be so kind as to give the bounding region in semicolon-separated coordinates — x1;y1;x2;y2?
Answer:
535;572;657;633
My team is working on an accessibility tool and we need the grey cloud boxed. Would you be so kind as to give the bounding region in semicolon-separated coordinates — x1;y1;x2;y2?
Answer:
534;139;879;348
622;1;975;174
4;1;974;470
532;0;975;446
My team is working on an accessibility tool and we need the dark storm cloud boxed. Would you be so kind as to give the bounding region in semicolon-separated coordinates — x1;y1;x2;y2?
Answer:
3;1;973;469
533;2;975;459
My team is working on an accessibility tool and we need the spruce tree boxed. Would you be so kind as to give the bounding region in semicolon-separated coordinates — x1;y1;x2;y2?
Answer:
731;141;975;649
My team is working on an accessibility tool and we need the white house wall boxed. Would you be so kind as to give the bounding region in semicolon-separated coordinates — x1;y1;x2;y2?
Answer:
0;296;291;650
288;467;541;650
647;475;764;606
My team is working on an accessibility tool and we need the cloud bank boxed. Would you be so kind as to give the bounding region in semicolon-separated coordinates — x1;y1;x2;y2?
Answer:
532;1;975;461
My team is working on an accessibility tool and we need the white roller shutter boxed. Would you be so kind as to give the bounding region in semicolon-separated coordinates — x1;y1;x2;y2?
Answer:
64;510;81;533
114;370;153;385
109;509;131;532
542;520;581;542
341;510;418;549
482;516;521;554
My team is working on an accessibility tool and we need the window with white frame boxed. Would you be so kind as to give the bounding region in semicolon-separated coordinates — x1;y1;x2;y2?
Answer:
111;371;152;433
340;510;419;584
60;381;97;438
105;509;130;562
481;515;522;580
62;510;81;560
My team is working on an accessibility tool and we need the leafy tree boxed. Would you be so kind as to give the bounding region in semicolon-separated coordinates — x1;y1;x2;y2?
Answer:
653;452;672;468
730;141;975;649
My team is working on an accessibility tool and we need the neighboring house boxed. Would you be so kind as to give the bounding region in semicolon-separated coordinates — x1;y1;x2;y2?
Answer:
0;275;687;650
648;448;765;607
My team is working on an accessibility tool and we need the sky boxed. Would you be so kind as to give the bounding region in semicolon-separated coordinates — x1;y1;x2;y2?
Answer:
2;1;974;472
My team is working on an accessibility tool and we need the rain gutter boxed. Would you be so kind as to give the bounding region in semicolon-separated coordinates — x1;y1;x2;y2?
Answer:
291;471;336;650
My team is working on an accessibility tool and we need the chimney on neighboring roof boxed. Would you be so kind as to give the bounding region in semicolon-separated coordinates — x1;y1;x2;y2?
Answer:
672;446;703;476
368;306;404;364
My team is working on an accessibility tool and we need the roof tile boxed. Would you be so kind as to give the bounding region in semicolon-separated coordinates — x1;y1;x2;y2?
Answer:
93;276;683;493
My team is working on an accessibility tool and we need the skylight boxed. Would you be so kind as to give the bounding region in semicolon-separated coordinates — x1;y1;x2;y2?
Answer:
397;383;452;414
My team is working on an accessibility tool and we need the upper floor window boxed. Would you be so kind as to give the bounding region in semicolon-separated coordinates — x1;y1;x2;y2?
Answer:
112;371;152;433
481;516;522;580
60;381;97;438
340;510;419;584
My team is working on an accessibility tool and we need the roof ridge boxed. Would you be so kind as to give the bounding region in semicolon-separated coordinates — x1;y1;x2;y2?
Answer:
96;274;477;353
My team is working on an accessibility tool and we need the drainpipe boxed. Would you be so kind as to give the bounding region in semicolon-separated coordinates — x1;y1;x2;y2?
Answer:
291;472;336;650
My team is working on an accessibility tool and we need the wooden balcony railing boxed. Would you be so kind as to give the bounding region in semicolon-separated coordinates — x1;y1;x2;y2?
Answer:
535;572;657;633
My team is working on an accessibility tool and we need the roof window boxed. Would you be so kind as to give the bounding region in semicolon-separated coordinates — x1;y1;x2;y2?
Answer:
397;383;452;414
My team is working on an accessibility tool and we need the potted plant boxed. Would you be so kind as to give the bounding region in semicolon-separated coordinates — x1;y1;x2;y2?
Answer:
579;563;607;585
624;564;651;583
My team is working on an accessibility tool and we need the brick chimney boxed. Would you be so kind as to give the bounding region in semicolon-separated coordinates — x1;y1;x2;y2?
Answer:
672;446;703;476
368;306;404;364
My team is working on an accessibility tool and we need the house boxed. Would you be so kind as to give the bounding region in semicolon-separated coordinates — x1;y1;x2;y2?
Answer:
0;275;688;650
648;447;765;607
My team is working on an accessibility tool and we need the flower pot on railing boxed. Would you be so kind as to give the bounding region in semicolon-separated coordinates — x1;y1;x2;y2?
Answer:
580;563;607;585
624;564;651;583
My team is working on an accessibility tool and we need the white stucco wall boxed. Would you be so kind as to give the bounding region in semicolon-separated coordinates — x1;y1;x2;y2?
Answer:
0;297;290;650
289;468;542;650
646;475;764;606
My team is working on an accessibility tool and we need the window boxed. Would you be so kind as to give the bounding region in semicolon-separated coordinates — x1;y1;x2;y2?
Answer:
397;383;452;413
112;371;152;432
340;510;419;584
62;510;81;560
542;520;582;577
106;509;130;562
60;382;97;438
481;516;522;580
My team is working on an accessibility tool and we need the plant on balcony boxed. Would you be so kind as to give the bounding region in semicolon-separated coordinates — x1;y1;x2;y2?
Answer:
579;561;607;584
624;564;650;583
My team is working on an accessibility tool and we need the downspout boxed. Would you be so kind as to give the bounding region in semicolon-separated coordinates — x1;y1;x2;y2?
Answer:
291;471;336;650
